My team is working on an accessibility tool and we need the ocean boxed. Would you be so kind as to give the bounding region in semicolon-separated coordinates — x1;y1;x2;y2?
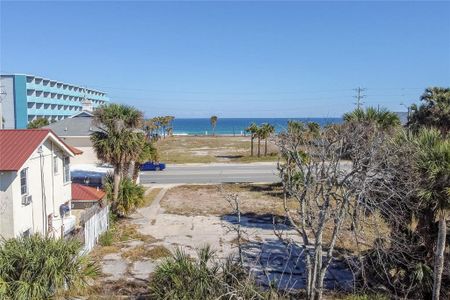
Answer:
171;118;342;135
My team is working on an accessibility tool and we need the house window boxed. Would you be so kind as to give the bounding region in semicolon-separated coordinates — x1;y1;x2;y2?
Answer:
53;156;58;174
63;157;70;183
20;168;28;195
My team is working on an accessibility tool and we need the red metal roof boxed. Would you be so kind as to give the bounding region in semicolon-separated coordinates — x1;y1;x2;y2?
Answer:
68;145;83;155
0;129;77;171
71;183;106;201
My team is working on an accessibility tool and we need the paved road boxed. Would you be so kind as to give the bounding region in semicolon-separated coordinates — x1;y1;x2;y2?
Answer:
140;163;279;184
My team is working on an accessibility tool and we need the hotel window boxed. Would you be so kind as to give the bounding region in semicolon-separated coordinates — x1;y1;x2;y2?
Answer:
63;157;70;183
20;168;28;195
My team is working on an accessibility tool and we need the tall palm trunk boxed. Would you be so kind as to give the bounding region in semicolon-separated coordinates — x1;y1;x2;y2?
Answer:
113;165;121;202
432;211;447;300
257;137;261;157
264;138;268;156
250;136;254;156
123;161;136;178
132;162;140;183
129;161;136;178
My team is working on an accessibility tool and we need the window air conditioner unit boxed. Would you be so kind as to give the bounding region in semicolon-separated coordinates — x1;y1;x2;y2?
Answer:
22;195;32;206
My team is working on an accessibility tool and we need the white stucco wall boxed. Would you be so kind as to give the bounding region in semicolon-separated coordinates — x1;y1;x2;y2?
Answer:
59;137;100;165
0;139;73;239
0;171;16;238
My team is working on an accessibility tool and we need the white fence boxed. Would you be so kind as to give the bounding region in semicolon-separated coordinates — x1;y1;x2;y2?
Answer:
83;205;109;253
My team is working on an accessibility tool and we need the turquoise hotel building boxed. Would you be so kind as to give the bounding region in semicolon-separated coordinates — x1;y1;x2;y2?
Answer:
0;74;110;129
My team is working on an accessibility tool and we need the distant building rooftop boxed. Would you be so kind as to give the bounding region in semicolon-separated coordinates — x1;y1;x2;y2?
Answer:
44;111;102;137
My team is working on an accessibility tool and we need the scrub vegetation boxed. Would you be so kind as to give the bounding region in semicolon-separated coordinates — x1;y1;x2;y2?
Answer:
0;235;98;299
157;135;279;163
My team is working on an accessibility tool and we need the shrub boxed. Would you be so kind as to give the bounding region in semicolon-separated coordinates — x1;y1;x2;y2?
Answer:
98;229;115;246
0;234;98;299
105;174;145;216
149;245;284;300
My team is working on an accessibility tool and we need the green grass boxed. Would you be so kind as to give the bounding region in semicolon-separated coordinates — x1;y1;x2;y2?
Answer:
139;188;163;208
97;222;155;247
122;245;172;261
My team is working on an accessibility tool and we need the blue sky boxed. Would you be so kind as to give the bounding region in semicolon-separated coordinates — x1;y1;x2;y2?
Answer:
1;1;449;118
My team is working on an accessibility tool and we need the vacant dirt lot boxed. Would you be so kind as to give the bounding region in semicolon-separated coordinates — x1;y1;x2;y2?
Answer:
160;183;297;216
160;184;389;253
157;136;278;163
85;184;389;297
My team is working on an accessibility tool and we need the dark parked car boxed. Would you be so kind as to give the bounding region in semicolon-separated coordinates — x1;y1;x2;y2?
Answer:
140;162;166;171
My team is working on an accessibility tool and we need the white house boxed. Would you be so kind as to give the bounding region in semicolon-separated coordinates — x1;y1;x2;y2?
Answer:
0;129;82;239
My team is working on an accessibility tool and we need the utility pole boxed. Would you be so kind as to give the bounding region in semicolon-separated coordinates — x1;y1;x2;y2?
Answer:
400;102;411;124
353;87;366;109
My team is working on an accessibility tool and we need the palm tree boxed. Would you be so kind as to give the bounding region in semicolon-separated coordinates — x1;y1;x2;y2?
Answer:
256;126;263;157
307;122;320;136
93;103;143;131
416;128;450;300
210;116;218;136
145;118;159;140
132;140;158;183
286;120;306;137
159;116;169;138
245;123;258;156
91;104;144;202
166;116;175;136
261;123;275;156
408;87;450;135
343;107;400;130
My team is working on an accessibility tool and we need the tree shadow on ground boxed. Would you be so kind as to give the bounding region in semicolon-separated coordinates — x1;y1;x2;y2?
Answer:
220;213;292;230
246;182;285;199
221;212;354;293
241;238;354;292
215;155;244;159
